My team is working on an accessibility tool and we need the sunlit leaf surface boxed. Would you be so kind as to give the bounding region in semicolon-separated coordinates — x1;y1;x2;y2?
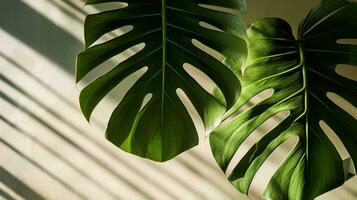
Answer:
77;0;247;161
210;0;357;199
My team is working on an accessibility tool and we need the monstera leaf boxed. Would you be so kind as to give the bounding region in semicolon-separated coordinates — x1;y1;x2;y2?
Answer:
210;0;357;199
76;0;247;161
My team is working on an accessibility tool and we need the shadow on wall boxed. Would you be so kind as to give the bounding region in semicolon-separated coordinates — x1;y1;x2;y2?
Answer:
0;0;83;73
0;166;45;200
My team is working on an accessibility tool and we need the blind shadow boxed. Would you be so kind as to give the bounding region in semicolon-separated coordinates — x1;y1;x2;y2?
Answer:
0;114;121;200
0;0;83;73
0;62;180;199
0;166;45;200
0;187;16;200
0;90;156;199
0;52;225;199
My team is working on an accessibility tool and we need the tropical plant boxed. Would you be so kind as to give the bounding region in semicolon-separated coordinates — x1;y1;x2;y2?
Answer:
77;0;357;198
209;0;357;199
76;0;247;161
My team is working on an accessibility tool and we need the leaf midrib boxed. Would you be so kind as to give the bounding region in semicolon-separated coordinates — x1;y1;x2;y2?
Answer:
161;0;167;138
299;41;310;163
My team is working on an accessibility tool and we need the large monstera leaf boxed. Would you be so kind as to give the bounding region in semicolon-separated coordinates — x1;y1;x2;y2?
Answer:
210;0;357;199
76;0;247;161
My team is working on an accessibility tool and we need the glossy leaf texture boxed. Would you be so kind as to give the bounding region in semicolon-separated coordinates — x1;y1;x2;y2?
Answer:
76;0;247;161
209;0;357;199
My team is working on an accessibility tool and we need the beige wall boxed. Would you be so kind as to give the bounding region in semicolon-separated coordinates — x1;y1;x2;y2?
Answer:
243;0;318;31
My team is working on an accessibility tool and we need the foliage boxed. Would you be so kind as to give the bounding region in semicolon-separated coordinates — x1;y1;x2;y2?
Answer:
76;0;247;161
209;0;357;199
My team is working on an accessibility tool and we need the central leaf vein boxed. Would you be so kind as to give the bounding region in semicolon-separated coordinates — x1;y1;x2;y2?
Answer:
161;0;167;135
299;41;309;163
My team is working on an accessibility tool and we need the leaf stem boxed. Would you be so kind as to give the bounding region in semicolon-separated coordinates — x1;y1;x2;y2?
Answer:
299;41;309;163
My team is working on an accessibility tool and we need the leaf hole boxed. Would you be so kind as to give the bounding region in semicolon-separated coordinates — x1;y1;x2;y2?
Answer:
226;110;290;176
239;89;274;113
198;22;224;32
90;25;134;48
319;121;356;177
191;39;224;60
248;136;299;198
335;64;357;81
140;93;153;111
336;39;357;45
327;92;357;120
183;63;217;94
89;67;148;125
176;89;206;140
315;175;357;200
198;4;240;15
221;89;275;126
77;43;145;89
176;89;205;141
90;2;128;13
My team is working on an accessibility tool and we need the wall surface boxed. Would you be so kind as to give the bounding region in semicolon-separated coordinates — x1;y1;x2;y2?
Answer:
0;0;356;200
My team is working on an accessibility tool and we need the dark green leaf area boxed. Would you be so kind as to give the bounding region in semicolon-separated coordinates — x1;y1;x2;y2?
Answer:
77;0;247;161
210;0;357;199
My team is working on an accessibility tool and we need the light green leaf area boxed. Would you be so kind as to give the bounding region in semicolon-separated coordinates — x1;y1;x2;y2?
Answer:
210;0;357;199
76;0;247;161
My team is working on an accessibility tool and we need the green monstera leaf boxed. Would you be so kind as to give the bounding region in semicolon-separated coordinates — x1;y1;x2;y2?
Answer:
76;0;247;161
210;0;357;199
